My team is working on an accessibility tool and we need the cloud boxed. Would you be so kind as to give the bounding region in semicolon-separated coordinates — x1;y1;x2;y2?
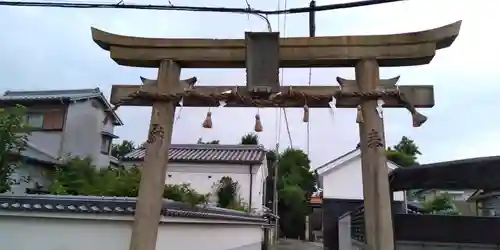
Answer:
0;0;498;167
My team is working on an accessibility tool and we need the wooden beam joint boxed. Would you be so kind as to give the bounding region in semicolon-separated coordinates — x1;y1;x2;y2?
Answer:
336;76;431;127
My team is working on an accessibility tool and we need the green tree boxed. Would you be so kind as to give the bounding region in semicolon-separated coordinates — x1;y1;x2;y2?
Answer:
276;148;316;239
386;136;420;167
215;176;237;208
111;140;136;159
163;183;210;208
213;176;247;211
196;138;220;144
264;150;277;209
393;136;421;156
421;193;460;215
386;136;423;201
386;149;417;167
266;150;277;164
240;133;259;145
237;130;316;238
0;105;31;193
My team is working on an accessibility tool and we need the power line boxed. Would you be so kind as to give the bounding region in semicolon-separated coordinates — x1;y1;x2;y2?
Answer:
306;0;315;156
272;0;286;243
0;0;405;14
279;0;293;150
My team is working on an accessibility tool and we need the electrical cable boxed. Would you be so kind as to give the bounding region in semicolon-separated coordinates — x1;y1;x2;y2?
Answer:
274;0;282;150
278;0;294;150
274;0;283;153
306;0;315;156
0;0;405;15
306;70;312;155
1;0;401;151
243;1;272;33
272;0;285;242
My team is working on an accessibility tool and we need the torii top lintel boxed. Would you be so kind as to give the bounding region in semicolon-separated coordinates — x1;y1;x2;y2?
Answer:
91;21;461;68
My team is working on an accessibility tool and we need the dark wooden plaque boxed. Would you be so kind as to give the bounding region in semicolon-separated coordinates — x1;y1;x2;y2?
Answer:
245;32;280;94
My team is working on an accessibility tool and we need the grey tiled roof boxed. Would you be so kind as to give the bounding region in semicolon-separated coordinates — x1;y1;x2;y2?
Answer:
0;88;123;125
314;148;358;172
0;195;266;223
123;144;267;165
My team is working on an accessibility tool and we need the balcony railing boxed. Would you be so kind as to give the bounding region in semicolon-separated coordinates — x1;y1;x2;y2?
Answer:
348;203;421;244
349;204;365;243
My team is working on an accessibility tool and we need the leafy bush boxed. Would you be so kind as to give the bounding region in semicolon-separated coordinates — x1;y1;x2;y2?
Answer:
421;193;460;215
0;105;31;193
48;157;208;206
163;183;209;207
214;176;248;212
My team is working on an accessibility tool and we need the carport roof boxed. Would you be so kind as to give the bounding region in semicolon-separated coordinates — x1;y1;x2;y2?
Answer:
389;155;500;191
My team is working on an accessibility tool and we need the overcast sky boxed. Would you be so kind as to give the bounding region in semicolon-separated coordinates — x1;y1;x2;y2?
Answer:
1;0;498;168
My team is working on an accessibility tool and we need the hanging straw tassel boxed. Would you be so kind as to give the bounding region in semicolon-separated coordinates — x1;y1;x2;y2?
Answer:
202;110;213;129
302;104;309;123
356;105;364;123
254;114;263;132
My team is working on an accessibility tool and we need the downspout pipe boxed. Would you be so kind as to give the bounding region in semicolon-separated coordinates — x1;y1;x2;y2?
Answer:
249;164;253;213
57;97;68;159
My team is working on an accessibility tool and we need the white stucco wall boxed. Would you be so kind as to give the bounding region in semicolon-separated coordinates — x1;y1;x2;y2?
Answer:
123;162;267;212
0;212;263;250
8;164;50;195
253;162;266;212
62;100;115;167
321;156;404;201
27;131;63;158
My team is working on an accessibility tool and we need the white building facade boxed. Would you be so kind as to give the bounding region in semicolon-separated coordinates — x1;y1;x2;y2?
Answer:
316;148;405;201
122;144;268;213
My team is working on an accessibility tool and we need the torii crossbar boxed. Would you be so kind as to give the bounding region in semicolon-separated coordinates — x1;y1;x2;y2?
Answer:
91;20;461;250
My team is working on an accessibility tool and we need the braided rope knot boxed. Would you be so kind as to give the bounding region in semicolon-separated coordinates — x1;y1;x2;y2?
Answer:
114;88;336;108
334;89;428;128
105;87;427;128
334;89;401;99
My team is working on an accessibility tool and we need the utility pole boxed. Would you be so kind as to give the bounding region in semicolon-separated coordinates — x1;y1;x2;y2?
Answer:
309;0;316;38
273;142;280;242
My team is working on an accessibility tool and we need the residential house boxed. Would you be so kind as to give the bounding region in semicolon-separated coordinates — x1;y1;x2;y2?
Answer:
414;189;476;202
466;190;500;216
0;88;123;195
307;193;322;242
315;146;408;250
315;147;405;201
413;189;477;216
338;155;500;250
121;144;268;213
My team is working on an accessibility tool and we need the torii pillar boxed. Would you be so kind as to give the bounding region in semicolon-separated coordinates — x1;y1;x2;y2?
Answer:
338;70;402;249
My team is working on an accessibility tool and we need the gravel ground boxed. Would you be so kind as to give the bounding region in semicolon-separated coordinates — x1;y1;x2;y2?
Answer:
271;239;323;250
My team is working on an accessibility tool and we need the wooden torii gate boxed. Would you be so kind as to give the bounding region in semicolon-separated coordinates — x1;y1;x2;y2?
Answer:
91;21;461;250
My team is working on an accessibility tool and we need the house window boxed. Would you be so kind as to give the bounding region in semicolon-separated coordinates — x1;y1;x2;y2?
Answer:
100;135;112;154
24;113;44;128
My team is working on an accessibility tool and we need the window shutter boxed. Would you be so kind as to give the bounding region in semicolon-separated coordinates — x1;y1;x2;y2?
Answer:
42;110;64;130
